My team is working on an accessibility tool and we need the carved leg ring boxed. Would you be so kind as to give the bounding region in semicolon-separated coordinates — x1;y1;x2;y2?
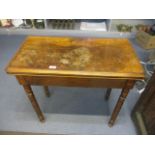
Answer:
108;80;134;127
23;85;45;122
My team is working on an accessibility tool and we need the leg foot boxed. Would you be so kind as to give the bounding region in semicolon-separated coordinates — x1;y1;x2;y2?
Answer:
43;86;50;97
108;121;114;127
105;88;112;100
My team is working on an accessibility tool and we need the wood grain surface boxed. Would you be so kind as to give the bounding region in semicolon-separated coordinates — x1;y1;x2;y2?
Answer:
6;36;144;79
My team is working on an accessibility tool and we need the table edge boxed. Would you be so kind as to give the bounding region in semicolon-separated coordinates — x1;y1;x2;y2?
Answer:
6;67;145;80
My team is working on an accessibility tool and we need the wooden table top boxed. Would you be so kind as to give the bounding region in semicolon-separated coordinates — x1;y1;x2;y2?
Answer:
6;36;144;79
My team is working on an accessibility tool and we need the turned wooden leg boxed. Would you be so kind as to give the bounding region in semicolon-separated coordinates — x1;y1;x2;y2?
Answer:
43;86;50;97
105;88;112;100
23;85;45;122
108;80;135;127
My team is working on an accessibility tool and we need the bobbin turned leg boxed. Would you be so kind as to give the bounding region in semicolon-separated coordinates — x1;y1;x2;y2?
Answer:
43;86;50;97
105;88;112;100
23;84;45;122
108;80;135;127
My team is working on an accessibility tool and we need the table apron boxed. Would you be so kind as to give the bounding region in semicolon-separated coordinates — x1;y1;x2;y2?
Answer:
16;75;134;89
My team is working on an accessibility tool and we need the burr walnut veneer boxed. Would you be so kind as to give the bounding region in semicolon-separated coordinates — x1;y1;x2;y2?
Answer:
6;36;144;126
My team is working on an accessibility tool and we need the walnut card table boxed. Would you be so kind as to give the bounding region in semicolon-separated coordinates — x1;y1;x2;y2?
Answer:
5;36;144;126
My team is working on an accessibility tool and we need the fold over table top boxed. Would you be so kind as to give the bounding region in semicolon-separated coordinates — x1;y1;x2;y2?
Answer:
6;36;144;79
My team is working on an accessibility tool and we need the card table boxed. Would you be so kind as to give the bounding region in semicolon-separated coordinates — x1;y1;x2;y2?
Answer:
6;36;144;126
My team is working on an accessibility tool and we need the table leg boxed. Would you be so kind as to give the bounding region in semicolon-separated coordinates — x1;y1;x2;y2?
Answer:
43;86;50;97
105;88;112;100
23;84;45;122
108;80;134;127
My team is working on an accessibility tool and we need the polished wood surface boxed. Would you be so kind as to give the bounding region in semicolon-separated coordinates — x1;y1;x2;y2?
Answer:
6;36;145;126
6;36;144;79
